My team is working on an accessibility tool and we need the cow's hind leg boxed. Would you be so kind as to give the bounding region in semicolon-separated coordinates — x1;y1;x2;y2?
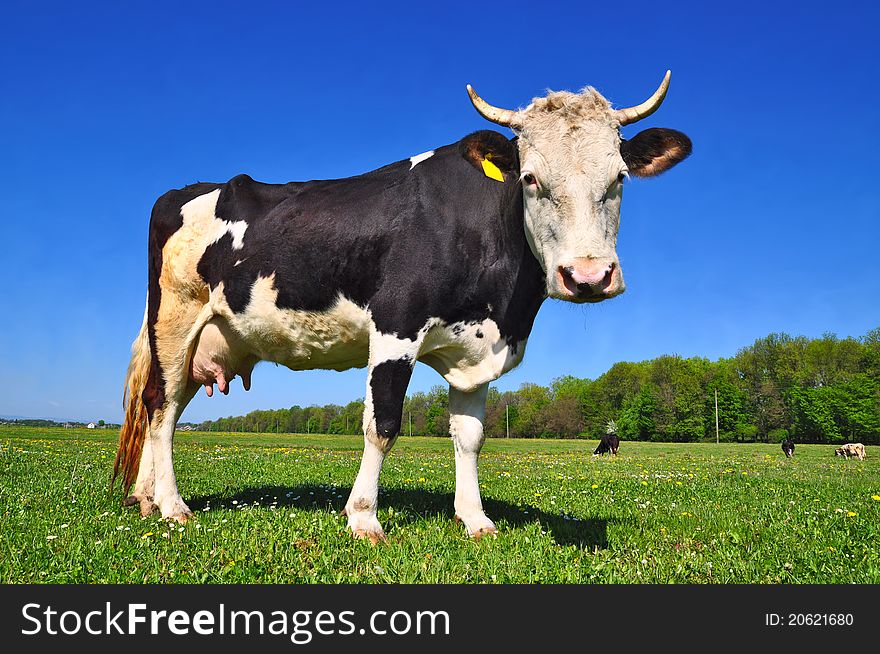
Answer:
343;332;420;543
124;441;157;516
127;380;200;519
142;302;212;522
450;383;496;539
147;381;199;522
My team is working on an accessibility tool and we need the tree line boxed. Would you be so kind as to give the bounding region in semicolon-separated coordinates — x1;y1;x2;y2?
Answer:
197;327;880;444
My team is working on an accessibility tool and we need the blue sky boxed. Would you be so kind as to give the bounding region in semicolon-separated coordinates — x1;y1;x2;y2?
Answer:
1;1;878;423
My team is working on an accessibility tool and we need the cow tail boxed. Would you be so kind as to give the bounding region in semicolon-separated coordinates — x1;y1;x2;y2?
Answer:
112;303;151;495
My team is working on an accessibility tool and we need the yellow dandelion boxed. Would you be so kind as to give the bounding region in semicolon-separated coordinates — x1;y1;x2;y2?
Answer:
591;484;598;489
872;495;880;502
847;511;857;517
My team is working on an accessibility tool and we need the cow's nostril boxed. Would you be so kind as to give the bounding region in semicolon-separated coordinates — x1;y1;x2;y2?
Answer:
602;263;615;287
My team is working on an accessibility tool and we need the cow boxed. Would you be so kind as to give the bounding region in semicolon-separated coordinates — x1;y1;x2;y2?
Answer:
781;438;795;458
835;443;866;460
593;432;620;457
113;72;691;543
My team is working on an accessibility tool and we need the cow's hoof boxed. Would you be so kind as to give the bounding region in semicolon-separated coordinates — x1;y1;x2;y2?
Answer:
472;526;498;541
345;512;387;545
455;514;498;540
140;499;158;517
165;511;193;525
160;498;193;524
352;528;388;545
123;494;157;517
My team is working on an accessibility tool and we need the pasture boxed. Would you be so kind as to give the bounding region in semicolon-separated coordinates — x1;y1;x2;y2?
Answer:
1;426;878;583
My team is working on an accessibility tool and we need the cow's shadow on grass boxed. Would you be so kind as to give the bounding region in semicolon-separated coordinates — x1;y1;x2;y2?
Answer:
187;484;609;550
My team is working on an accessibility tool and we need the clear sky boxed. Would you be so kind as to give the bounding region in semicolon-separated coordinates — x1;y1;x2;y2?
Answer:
1;1;878;424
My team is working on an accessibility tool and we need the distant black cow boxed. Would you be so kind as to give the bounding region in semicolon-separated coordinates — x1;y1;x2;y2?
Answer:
594;433;620;456
781;438;795;458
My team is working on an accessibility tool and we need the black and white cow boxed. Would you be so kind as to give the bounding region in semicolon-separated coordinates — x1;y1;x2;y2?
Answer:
114;72;691;542
781;438;795;458
593;433;620;457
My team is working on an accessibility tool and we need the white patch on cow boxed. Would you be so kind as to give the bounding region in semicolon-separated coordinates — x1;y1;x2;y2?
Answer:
234;259;243;267
368;323;434;365
418;318;526;392
218;219;248;250
208;279;372;373
179;189;248;252
409;150;434;170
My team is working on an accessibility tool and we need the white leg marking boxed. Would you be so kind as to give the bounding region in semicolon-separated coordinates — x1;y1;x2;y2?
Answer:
450;383;496;538
343;327;424;542
344;400;390;544
149;384;199;523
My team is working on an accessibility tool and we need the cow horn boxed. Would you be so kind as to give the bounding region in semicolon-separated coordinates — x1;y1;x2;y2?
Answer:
615;70;671;126
466;84;522;128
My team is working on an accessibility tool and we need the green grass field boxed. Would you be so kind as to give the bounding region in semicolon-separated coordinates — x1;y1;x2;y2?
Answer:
2;426;878;583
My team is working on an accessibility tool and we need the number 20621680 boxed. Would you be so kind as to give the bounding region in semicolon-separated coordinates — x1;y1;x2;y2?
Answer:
765;613;854;627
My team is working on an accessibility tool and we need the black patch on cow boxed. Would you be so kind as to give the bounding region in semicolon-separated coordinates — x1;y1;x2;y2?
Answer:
193;131;546;350
476;329;484;338
370;358;415;439
143;182;221;420
620;128;692;178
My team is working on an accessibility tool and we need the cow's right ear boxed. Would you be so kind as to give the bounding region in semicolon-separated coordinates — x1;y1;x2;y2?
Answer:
460;130;519;182
620;128;692;178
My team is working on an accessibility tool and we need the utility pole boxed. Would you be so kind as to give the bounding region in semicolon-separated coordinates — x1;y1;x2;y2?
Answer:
715;389;720;444
506;404;509;439
408;412;412;437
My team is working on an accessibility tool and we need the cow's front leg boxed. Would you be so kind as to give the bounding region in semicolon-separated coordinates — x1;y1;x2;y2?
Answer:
344;335;418;543
450;383;496;539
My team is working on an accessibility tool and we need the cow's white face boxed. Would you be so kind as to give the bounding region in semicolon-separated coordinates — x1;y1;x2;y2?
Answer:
467;77;692;304
515;92;628;303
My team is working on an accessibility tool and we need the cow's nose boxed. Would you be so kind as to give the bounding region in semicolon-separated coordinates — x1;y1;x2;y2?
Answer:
558;260;619;301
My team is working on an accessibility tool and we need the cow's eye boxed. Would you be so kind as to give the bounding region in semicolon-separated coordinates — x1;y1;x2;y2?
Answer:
617;171;627;184
522;173;538;187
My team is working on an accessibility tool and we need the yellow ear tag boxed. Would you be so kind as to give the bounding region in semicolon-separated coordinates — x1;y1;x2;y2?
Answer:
481;156;504;182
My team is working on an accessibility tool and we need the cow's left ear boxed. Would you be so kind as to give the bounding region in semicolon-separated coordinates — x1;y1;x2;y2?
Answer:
620;128;692;178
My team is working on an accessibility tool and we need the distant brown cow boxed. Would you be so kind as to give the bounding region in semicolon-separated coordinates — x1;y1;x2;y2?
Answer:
834;443;866;460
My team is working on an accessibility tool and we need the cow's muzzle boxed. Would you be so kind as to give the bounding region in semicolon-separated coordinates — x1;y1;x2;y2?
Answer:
556;259;625;303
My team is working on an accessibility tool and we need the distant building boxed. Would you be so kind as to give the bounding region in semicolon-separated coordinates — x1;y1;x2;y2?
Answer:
87;422;96;429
